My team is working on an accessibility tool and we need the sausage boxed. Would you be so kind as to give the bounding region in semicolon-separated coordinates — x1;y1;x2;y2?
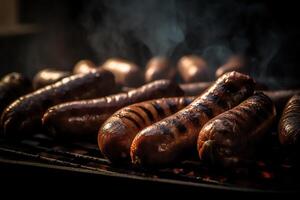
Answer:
73;60;97;74
33;68;71;89
0;73;32;115
215;55;248;78
1;70;115;138
145;57;176;82
263;90;300;113
180;82;212;96
130;71;255;166
42;80;184;140
278;95;300;147
101;58;144;87
99;96;196;163
177;55;209;82
198;92;276;167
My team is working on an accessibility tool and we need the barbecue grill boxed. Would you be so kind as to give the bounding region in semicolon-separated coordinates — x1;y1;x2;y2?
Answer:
0;131;298;193
1;0;300;194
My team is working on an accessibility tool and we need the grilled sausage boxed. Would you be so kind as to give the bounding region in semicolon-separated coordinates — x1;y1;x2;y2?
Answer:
33;68;71;89
177;55;209;82
73;60;97;74
278;95;300;147
101;58;144;87
99;96;196;163
180;82;212;96
198;92;276;166
1;70;115;138
130;71;255;166
42;80;184;140
0;73;32;115
215;55;248;78
263;90;300;113
145;57;176;82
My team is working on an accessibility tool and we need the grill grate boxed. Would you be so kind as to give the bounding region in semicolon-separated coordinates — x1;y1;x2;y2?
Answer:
0;132;298;193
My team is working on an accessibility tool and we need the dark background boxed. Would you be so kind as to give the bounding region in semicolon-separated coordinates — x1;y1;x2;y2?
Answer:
0;0;299;88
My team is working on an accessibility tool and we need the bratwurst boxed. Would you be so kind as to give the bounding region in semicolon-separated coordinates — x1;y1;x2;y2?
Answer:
99;96;196;163
131;71;255;166
1;70;115;137
198;92;276;166
42;80;184;140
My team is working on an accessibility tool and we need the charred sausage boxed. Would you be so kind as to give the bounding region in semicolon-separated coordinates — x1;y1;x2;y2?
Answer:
33;68;71;89
198;92;276;166
73;60;97;74
130;71;255;166
42;80;184;140
99;96;196;163
145;57;176;82
177;55;209;82
1;70;115;137
278;95;300;147
101;58;144;87
215;55;248;78
0;73;32;114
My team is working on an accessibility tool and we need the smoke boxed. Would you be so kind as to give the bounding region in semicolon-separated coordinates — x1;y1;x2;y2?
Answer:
81;0;185;66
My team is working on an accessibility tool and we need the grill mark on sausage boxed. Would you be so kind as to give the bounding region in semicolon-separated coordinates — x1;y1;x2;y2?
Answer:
126;109;146;124
175;121;187;134
150;102;166;118
137;105;154;122
120;115;141;129
196;103;213;118
205;93;228;109
166;101;178;113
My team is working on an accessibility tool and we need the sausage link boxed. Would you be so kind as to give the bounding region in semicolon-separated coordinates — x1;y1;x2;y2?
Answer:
42;80;184;140
0;73;32;114
145;57;176;82
278;95;300;147
101;58;144;87
73;60;97;74
130;71;255;166
198;92;276;166
215;55;248;78
99;96;196;163
177;55;209;82
33;68;71;89
1;70;115;137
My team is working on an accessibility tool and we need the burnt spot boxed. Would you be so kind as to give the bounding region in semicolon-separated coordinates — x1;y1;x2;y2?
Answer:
166;101;178;113
197;103;213;118
205;93;228;109
158;124;174;138
150;102;165;118
121;115;141;129
187;114;201;127
126;109;146;124
137;106;154;122
175;122;187;134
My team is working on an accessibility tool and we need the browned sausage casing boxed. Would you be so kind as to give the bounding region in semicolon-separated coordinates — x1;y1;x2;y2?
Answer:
130;71;255;166
1;70;115;137
215;55;248;78
33;68;71;89
278;95;300;147
0;73;32;114
180;82;212;96
101;58;144;87
99;96;196;163
177;55;209;82
145;57;176;82
73;60;97;74
42;80;184;140
198;92;276;166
